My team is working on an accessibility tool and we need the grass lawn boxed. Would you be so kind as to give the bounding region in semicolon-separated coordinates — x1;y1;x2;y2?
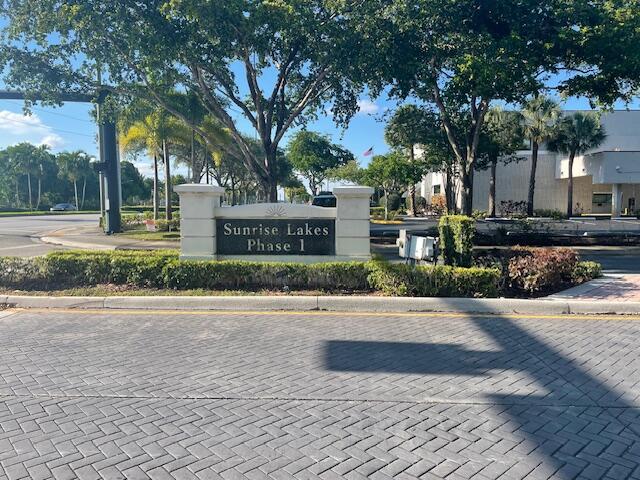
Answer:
371;219;404;225
118;230;181;241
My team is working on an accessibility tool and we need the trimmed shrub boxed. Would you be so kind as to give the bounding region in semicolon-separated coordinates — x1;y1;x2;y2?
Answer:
366;261;500;297
507;247;578;294
0;257;46;289
438;215;475;267
42;250;179;288
0;250;502;297
572;261;602;284
163;260;370;291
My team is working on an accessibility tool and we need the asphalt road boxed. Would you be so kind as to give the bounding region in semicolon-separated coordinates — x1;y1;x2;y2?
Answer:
0;307;638;479
0;214;100;256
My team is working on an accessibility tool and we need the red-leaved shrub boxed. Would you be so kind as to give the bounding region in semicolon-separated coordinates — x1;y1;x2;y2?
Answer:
507;247;578;294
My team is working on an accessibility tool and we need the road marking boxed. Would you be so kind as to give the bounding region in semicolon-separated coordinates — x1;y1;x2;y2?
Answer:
7;308;640;322
0;243;45;252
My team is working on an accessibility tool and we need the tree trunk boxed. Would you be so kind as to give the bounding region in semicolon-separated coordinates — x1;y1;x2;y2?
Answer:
27;173;32;210
443;167;455;214
383;188;389;221
81;178;87;210
191;129;198;183
567;152;575;218
409;146;417;217
163;140;172;221
527;141;539;216
204;144;210;185
153;154;159;221
36;178;41;210
460;167;474;216
73;180;79;211
268;181;277;202
488;157;497;218
15;178;20;208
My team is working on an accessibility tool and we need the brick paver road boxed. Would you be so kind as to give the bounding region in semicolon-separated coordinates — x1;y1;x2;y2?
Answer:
0;308;639;479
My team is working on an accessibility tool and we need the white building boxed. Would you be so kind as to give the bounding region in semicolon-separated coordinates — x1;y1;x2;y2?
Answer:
419;110;640;216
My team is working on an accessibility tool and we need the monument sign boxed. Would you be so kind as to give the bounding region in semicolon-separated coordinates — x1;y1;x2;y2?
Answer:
175;185;373;262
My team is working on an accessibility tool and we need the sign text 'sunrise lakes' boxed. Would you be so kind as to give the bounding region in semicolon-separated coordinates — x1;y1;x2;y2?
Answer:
216;219;336;255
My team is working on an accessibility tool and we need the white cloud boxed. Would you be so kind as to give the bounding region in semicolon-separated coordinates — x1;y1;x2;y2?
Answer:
0;110;65;149
38;133;65;149
356;99;379;115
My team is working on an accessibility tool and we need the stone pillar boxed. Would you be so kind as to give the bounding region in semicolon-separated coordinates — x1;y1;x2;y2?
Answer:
334;186;374;260
174;184;225;259
612;183;623;217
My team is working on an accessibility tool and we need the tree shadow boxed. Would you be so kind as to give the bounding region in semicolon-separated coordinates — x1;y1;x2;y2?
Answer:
323;307;640;478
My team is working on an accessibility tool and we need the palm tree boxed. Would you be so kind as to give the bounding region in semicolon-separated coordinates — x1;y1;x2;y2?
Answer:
120;109;190;220
548;112;607;217
31;145;54;210
57;151;90;210
522;96;561;216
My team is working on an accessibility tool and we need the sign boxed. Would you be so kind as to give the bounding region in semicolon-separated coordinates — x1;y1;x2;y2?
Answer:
216;219;335;255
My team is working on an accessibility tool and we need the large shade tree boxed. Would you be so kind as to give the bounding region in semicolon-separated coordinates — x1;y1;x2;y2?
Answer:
385;105;433;216
0;0;373;201
363;152;411;221
548;113;607;217
359;0;640;215
287;131;354;196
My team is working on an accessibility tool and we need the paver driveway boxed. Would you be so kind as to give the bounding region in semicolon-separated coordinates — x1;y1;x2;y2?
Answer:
0;308;639;479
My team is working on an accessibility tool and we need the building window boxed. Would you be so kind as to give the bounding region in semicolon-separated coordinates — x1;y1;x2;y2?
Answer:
593;193;612;206
433;185;442;195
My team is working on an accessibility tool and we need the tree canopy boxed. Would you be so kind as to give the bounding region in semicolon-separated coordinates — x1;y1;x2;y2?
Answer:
287;131;353;195
0;0;374;200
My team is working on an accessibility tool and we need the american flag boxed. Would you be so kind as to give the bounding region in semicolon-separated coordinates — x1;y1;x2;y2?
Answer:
363;147;374;157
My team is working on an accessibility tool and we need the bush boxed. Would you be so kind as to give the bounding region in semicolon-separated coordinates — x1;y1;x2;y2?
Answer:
0;257;47;289
472;209;488;220
438;215;475;267
500;200;527;217
429;194;447;215
164;260;370;291
533;209;568;220
367;261;500;297
379;193;402;211
42;250;180;288
572;261;602;284
0;250;503;298
415;196;427;211
507;247;578;294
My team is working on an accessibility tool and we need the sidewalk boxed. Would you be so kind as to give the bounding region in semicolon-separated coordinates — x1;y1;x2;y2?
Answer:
41;226;178;251
550;274;640;301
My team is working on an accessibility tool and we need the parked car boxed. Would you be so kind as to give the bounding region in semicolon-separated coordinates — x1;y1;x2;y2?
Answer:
311;192;336;208
50;203;77;212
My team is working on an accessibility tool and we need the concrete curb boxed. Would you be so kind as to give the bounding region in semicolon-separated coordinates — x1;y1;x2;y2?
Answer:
3;294;640;315
39;236;116;251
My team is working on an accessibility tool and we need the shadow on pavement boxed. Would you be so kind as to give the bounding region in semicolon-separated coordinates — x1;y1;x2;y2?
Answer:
323;303;640;479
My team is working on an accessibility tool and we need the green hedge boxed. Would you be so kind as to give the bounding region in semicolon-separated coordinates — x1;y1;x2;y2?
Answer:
438;215;475;267
0;250;500;297
367;261;500;297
